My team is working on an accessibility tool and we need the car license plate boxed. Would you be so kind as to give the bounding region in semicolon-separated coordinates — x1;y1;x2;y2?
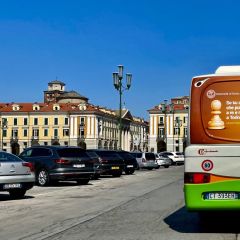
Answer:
111;166;119;170
127;165;133;168
3;183;22;189
73;164;85;168
205;192;239;200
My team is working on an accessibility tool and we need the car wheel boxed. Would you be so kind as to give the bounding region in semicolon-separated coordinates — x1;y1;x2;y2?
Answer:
164;165;169;168
76;179;89;185
125;169;135;175
37;169;50;186
92;173;100;180
9;189;26;199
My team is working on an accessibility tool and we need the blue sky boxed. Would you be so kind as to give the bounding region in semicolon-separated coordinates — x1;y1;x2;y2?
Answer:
1;0;240;119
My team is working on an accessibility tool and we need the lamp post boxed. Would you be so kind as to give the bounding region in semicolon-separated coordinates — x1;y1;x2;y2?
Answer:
170;103;175;151
175;118;182;152
162;100;168;151
113;65;132;150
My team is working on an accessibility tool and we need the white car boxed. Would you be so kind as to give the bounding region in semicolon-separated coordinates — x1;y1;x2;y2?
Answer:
160;151;184;165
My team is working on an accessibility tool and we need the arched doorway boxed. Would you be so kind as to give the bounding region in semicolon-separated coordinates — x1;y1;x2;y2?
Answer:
157;140;166;152
11;142;20;155
52;141;60;146
104;141;108;150
78;141;86;149
98;140;103;149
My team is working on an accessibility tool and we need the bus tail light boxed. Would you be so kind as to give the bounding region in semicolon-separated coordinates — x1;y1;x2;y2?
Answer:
184;173;210;184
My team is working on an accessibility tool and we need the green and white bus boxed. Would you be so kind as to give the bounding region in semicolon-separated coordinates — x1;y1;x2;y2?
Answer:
184;66;240;212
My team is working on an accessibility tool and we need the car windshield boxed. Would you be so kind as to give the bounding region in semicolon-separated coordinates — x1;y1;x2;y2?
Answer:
145;153;155;160
175;152;183;156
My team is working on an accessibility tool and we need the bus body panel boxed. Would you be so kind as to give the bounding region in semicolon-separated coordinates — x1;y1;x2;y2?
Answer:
185;180;240;211
185;66;240;212
185;145;240;211
185;145;240;177
190;75;240;144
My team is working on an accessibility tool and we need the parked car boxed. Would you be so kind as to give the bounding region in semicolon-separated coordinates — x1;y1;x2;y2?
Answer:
19;146;94;186
85;150;103;179
129;152;158;170
86;150;124;177
155;153;172;168
160;151;184;165
0;151;35;198
115;151;138;175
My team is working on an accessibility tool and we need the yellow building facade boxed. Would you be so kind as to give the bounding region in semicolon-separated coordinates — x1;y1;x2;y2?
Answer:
148;96;189;153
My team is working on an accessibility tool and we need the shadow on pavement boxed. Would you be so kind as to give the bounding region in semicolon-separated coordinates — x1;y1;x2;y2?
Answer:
164;206;240;233
0;193;34;201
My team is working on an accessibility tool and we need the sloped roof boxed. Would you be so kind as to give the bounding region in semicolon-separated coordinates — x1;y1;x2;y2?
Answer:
48;80;65;86
57;90;88;100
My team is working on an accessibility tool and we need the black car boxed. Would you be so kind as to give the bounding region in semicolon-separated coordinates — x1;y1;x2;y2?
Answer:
115;151;138;175
19;146;95;186
86;150;124;177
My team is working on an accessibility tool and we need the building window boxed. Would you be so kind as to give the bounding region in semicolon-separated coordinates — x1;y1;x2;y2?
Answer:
12;129;18;137
32;129;39;138
184;127;187;136
159;116;164;125
184;116;188;124
54;118;58;125
44;142;48;146
63;129;69;136
44;118;48;125
54;129;58;137
65;118;69;125
64;141;68;146
174;127;180;135
34;118;38;125
14;118;18;126
44;129;48;137
23;129;28;137
80;117;85;125
158;128;165;137
3;129;7;137
24;118;28;125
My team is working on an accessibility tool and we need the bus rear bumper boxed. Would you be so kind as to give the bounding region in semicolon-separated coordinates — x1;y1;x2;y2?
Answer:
184;181;240;212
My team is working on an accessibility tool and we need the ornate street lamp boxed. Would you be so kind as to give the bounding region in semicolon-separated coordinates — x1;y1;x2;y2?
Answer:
170;103;175;151
162;100;168;151
113;65;132;150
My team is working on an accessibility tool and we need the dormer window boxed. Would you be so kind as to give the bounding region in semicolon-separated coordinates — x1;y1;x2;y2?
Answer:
12;104;20;111
79;103;87;110
33;104;40;111
53;104;60;111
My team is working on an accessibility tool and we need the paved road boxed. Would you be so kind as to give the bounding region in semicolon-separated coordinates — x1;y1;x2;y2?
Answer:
0;166;239;240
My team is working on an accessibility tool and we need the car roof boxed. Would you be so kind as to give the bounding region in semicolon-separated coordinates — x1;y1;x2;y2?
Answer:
24;145;84;150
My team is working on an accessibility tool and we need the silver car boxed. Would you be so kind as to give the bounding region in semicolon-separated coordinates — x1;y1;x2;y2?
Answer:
0;151;35;199
130;152;158;170
155;153;172;168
